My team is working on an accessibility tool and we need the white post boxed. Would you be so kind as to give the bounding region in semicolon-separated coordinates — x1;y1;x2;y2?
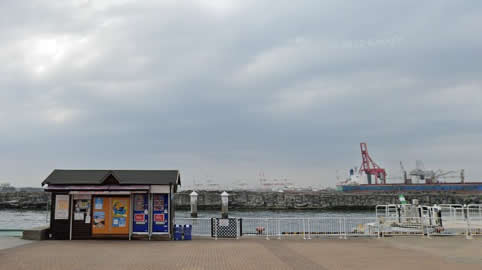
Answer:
236;218;239;240
190;191;198;218
221;191;229;219
129;194;133;240
148;193;152;240
69;195;73;241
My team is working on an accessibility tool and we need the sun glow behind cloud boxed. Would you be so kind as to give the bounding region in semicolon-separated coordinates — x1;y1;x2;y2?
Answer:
24;36;90;75
196;0;240;16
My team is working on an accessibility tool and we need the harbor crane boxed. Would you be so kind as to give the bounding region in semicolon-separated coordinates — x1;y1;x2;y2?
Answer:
359;142;387;185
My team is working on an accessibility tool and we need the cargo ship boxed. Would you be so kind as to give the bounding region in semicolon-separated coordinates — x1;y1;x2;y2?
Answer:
337;182;482;192
336;143;482;193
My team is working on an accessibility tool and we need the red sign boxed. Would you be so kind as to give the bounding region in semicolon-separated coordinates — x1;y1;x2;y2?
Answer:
134;214;145;222
154;214;165;222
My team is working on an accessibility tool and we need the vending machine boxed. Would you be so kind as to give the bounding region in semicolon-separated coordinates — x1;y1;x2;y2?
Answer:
152;194;169;234
133;194;149;233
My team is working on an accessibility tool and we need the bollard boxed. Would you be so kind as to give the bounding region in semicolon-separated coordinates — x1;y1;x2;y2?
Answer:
221;191;229;219
190;191;198;218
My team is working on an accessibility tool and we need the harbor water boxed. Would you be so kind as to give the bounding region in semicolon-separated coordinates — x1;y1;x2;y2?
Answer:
0;209;374;231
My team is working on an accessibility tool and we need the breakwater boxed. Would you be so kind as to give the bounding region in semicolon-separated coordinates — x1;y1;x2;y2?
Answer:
0;192;49;210
0;190;480;210
174;190;482;210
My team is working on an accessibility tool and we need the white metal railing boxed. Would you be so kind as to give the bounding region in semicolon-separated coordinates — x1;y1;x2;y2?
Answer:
175;218;212;237
439;204;464;219
344;217;379;237
467;204;482;219
467;204;482;237
237;217;379;239
175;205;482;240
306;217;344;239
378;216;425;237
376;204;482;239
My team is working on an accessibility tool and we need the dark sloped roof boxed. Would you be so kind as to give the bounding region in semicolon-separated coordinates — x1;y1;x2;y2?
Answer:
42;169;181;186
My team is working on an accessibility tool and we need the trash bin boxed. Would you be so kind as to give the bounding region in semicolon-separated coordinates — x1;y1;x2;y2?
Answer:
184;224;192;240
174;224;183;240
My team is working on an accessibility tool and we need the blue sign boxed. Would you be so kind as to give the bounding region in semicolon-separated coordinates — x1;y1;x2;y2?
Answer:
133;194;148;233
94;198;103;210
152;194;169;233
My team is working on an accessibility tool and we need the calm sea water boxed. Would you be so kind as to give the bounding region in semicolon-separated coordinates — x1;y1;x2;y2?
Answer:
0;209;374;230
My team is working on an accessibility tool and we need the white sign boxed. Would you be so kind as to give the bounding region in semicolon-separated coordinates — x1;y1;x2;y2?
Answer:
150;185;169;193
55;195;69;220
74;212;84;221
219;219;229;227
73;194;92;200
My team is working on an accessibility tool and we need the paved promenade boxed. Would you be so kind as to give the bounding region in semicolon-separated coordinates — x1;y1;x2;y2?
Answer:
0;237;32;251
0;237;480;270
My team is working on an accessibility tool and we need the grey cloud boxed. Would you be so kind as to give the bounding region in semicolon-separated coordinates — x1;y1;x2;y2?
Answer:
1;0;481;186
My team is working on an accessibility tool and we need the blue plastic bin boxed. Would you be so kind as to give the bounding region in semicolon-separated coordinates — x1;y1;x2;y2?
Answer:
183;224;192;240
174;224;183;240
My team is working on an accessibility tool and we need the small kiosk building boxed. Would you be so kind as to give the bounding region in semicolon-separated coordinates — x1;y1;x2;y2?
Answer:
42;169;181;240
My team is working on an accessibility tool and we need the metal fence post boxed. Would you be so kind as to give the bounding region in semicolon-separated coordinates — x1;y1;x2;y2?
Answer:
266;219;269;240
425;218;431;239
236;218;239;240
421;215;429;239
344;217;347;239
339;218;343;239
466;215;472;240
377;219;381;239
308;219;311;240
303;219;306;240
278;219;281;240
379;217;384;238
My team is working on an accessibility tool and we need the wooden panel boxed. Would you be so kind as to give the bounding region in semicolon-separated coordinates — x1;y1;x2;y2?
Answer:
92;196;130;235
92;196;109;235
110;197;130;235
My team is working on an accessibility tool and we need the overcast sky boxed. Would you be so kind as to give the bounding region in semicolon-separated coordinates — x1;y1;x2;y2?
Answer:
1;0;481;187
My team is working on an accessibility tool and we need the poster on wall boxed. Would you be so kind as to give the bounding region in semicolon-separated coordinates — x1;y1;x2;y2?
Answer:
94;198;103;210
73;199;90;222
112;199;128;228
93;212;105;228
152;194;169;233
133;194;148;233
54;195;69;220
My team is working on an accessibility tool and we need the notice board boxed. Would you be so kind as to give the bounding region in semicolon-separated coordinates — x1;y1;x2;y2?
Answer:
55;195;69;220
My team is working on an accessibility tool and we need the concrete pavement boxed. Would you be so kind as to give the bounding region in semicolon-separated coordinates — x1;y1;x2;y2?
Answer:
0;237;32;251
0;237;480;270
